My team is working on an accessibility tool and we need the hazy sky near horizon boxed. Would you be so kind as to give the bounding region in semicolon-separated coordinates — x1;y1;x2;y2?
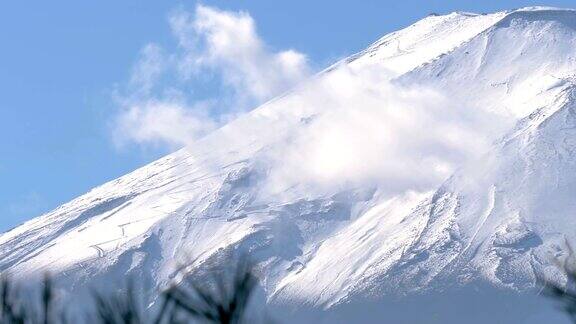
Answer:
1;0;575;231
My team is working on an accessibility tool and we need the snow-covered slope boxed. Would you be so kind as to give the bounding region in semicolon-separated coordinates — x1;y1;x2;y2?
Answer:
3;6;576;312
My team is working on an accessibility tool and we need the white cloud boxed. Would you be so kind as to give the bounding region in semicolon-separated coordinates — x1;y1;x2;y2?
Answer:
128;43;166;97
260;64;510;196
170;5;309;102
113;100;216;150
113;5;310;150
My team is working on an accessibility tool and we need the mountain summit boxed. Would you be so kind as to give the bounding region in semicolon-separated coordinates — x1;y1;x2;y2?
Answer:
3;7;576;318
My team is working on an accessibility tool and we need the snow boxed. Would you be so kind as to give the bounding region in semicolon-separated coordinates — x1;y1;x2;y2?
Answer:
3;6;576;314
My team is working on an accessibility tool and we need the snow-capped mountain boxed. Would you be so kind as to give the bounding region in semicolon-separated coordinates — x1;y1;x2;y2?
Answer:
3;6;576;315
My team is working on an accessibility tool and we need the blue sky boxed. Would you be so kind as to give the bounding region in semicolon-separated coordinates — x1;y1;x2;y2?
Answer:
1;0;575;232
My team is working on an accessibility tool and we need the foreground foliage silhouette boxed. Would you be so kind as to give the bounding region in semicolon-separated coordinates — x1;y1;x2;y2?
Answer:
0;259;258;324
7;249;576;323
541;246;576;324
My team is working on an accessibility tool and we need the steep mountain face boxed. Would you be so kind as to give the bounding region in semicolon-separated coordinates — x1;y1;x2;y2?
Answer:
3;7;576;313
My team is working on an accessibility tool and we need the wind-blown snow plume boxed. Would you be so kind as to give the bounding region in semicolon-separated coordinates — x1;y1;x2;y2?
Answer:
112;4;511;194
114;4;507;197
